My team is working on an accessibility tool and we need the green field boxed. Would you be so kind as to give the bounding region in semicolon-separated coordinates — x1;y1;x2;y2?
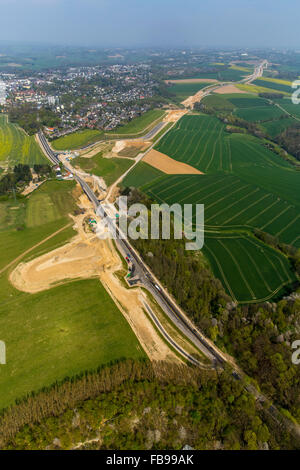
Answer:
203;233;296;303
253;78;292;95
144;173;300;247
234;105;285;122
124;113;300;302
122;161;163;188
107;109;165;137
0;180;145;410
228;97;270;108
0;115;46;166
202;94;235;111
52;129;104;151
169;82;213;101
222;94;300;136
274;99;300;119
262;117;297;138
176;67;250;82
77;153;134;186
0;275;145;410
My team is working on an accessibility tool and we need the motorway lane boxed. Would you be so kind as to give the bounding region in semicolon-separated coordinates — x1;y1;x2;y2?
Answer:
37;128;227;367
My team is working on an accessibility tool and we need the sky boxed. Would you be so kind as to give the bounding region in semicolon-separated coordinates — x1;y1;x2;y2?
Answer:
0;0;299;49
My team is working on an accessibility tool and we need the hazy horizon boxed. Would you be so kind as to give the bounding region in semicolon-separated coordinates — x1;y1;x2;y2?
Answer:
0;0;299;49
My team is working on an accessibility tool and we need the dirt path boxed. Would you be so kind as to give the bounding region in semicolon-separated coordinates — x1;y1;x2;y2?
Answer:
0;222;73;276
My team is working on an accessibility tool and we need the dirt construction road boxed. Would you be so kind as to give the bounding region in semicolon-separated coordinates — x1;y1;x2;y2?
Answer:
9;194;180;364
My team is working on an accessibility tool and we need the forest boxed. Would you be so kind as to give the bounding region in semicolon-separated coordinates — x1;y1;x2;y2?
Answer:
1;360;299;450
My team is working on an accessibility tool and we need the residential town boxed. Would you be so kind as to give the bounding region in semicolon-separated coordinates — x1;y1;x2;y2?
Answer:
0;63;160;137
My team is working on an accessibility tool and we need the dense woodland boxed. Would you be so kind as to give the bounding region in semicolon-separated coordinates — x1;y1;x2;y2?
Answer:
1;360;299;450
276;126;300;162
8;104;60;135
0;164;31;195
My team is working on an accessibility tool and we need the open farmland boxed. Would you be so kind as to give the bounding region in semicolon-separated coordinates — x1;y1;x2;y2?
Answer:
52;129;104;151
168;82;213;101
0;115;46;166
0;180;145;410
123;111;300;303
143;173;300;248
203;233;296;303
154;114;300;203
262;117;297;138
140;173;298;302
274;99;300;120
234;105;285;122
202;94;235;111
253;78;292;95
0;274;145;410
224;94;300;136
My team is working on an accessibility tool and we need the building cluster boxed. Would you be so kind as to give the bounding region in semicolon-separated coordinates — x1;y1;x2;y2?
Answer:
0;63;159;137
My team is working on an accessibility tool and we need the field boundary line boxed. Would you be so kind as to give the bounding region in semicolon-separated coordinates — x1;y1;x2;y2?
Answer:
290;235;300;246
237;238;272;293
260;204;293;230
179;175;236;204
275;214;300;237
204;244;237;301
204;183;249;213
222;193;269;225
206;185;254;222
245;236;286;284
205;125;224;171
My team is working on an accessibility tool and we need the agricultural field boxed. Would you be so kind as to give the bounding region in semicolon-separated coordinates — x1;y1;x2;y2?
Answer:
203;233;296;303
0;180;145;410
52;129;104;151
202;94;235;111
107;109;165;137
25;180;77;228
143;173;300;247
76;153;134;187
124;112;300;302
252;78;292;95
228;96;270;108
223;94;300;136
262;117;297;138
234;105;285;122
0;274;145;410
236;83;290;95
274;99;300;120
168;82;212;101
122;161;163;188
0;180;78;269
154;115;300;202
0;115;46;166
168;64;252;83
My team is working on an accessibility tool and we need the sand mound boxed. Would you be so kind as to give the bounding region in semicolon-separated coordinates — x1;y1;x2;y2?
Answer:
9;236;108;294
163;110;187;122
143;149;203;175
